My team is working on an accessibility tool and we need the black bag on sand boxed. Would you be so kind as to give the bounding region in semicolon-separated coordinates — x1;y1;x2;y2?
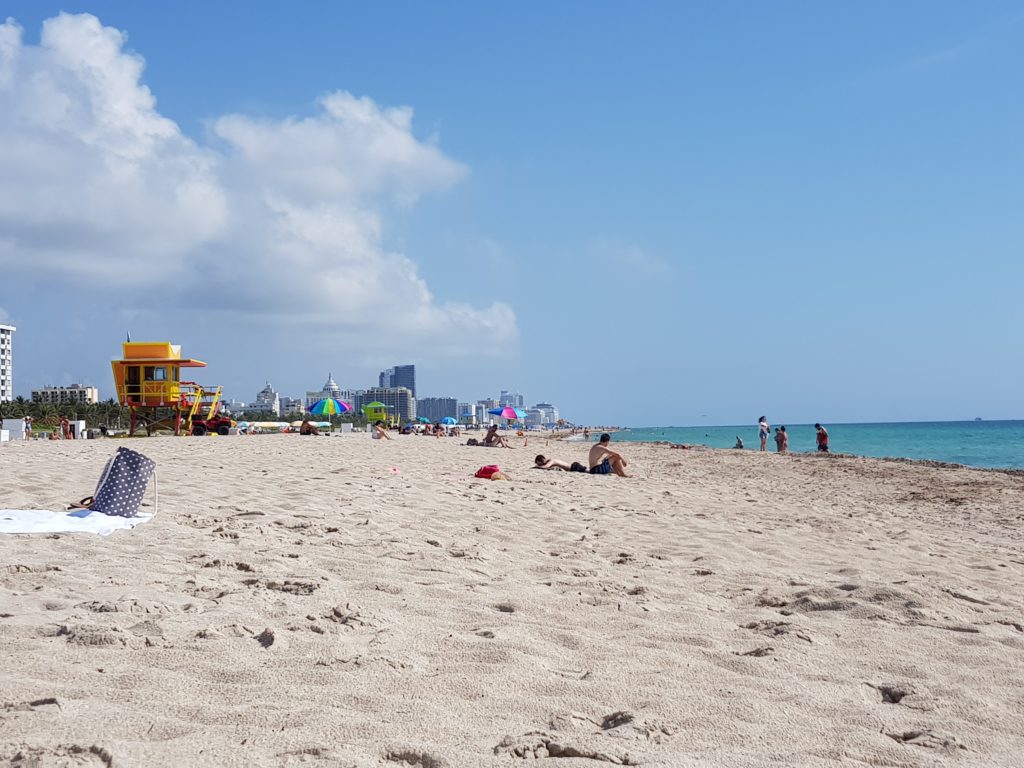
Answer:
570;461;588;473
73;447;157;518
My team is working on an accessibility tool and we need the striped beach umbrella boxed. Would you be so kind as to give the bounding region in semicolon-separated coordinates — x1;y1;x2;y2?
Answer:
309;398;352;416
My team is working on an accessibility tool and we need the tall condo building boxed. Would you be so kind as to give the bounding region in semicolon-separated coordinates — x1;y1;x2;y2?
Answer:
500;390;525;409
416;397;457;422
0;324;14;402
358;386;416;423
379;365;416;399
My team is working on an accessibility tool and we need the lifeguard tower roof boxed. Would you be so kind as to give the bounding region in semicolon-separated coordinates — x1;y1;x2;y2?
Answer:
118;341;206;367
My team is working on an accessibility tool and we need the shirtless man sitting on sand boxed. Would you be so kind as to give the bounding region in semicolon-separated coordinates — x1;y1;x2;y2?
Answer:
588;433;630;477
482;424;512;448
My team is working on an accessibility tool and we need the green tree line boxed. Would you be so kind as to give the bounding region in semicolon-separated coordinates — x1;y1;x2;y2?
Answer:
0;397;370;433
0;397;130;430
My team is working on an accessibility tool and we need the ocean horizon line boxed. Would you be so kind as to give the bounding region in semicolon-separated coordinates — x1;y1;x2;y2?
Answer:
627;417;1024;430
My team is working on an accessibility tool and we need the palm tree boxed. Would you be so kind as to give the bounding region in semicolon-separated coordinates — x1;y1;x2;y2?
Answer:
34;402;57;427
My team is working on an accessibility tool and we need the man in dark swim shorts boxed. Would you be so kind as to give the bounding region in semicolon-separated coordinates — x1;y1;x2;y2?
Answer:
587;433;630;477
815;423;829;453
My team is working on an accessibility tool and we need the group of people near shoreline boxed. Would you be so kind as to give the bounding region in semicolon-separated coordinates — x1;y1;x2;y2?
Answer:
750;417;829;454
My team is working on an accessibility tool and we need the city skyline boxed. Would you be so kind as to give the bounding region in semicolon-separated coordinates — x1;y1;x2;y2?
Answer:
231;370;554;423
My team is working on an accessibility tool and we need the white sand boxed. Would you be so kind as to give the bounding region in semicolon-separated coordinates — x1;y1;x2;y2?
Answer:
1;433;1023;767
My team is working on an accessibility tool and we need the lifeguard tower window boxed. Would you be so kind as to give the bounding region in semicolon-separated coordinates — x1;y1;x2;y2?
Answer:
144;367;167;382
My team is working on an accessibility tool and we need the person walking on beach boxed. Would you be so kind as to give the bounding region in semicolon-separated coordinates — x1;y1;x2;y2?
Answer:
815;423;829;453
758;416;770;452
588;433;630;476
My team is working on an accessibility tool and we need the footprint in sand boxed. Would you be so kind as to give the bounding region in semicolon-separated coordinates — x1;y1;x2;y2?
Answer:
385;748;449;767
886;729;965;754
9;744;115;767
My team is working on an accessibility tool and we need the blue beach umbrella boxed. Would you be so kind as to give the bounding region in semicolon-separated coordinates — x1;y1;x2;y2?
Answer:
440;416;458;425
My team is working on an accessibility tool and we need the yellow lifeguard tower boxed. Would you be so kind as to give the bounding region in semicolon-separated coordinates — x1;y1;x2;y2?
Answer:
111;341;226;435
362;401;392;426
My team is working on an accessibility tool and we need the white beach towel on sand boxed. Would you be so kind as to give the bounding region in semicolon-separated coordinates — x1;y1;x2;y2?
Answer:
0;509;154;536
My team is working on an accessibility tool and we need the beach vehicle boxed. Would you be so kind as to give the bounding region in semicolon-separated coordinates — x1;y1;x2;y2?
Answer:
188;408;233;436
111;340;232;436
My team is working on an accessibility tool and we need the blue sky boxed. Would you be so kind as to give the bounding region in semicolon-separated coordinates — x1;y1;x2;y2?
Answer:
1;2;1022;425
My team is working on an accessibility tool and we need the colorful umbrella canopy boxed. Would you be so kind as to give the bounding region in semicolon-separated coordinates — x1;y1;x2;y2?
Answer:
309;398;352;416
440;416;458;425
488;406;527;420
416;416;432;423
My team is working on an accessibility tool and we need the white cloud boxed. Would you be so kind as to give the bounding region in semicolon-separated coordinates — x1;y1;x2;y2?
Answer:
0;14;225;279
0;13;516;355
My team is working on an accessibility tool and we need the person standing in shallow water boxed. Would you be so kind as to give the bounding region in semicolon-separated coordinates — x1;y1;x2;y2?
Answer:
758;416;770;452
774;426;788;453
815;423;829;453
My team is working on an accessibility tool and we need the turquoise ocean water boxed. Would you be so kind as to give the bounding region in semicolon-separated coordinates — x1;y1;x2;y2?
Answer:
610;421;1024;470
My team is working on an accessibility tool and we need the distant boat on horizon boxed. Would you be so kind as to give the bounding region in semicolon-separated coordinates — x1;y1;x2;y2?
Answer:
975;417;983;421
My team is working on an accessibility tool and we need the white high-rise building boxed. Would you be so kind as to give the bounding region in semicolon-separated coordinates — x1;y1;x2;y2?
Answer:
500;390;525;409
306;373;344;409
322;372;341;398
254;382;280;416
534;402;560;425
0;324;14;402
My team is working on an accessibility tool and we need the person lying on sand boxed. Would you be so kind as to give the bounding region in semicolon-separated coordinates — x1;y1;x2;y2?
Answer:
534;455;572;470
535;455;588;472
588;433;630;477
482;424;512;448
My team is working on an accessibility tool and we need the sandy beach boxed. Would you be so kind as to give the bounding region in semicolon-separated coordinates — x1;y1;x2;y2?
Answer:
2;433;1023;767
